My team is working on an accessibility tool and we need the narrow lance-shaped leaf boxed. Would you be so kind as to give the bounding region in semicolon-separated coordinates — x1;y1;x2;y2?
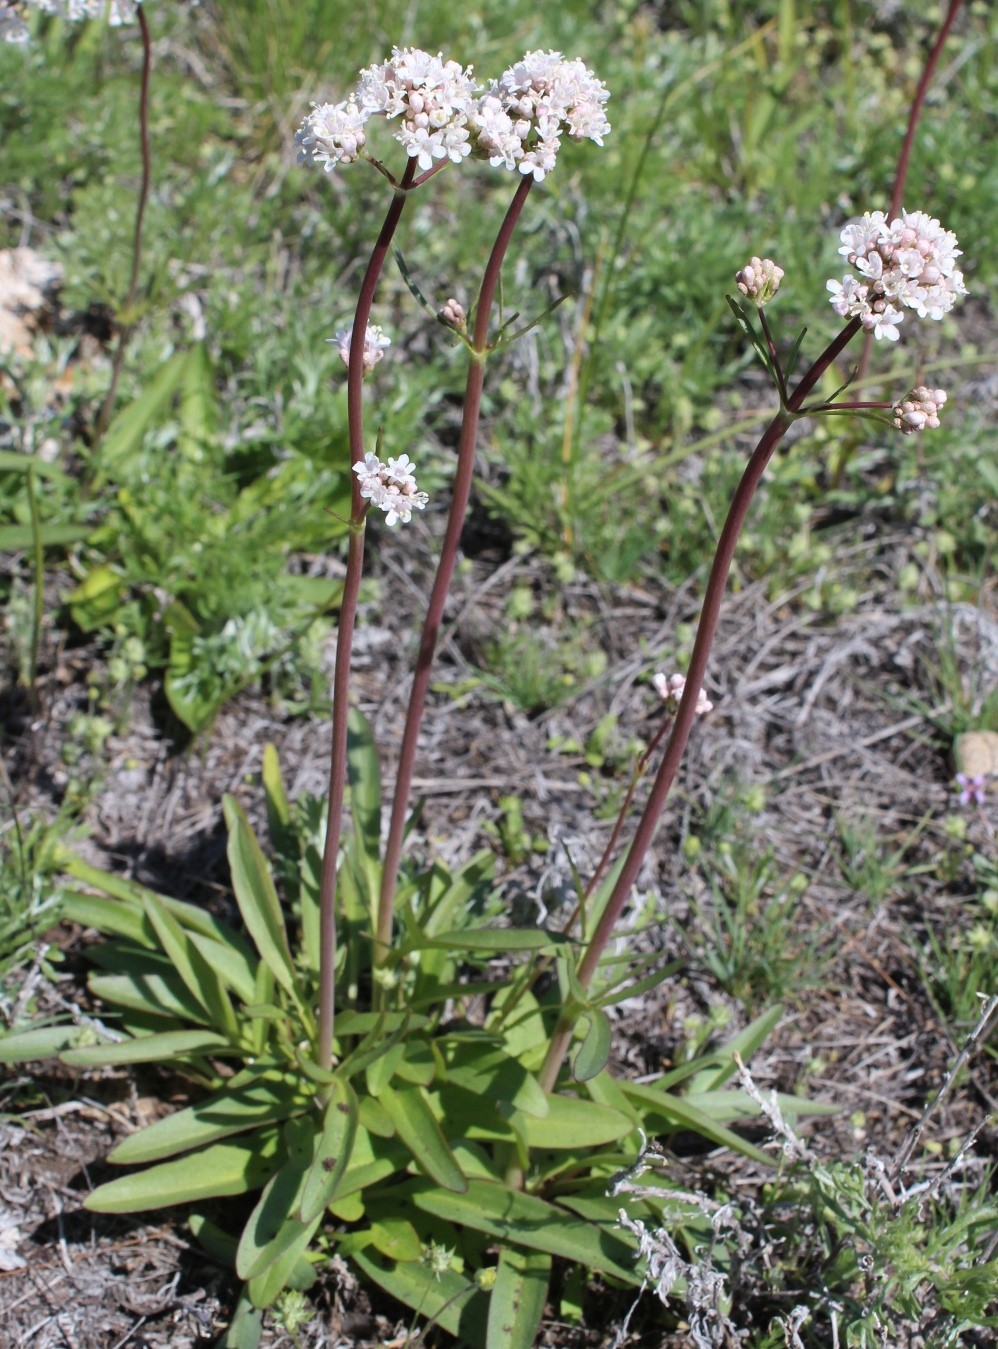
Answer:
378;1085;467;1195
142;893;242;1042
486;1246;551;1349
223;796;306;1019
86;1133;283;1213
299;1077;359;1223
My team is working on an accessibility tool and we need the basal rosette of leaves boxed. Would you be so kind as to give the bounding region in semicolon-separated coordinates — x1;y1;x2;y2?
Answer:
0;713;824;1344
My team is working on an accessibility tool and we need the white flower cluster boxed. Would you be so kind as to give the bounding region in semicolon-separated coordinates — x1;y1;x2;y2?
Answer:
892;385;947;434
297;46;476;174
296;46;609;182
5;0;139;29
357;47;477;171
329;323;391;373
652;672;713;717
471;50;610;182
352;451;429;527
735;256;783;306
827;209;966;341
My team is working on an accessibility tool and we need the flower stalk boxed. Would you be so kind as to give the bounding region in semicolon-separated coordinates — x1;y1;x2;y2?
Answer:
316;156;417;1072
374;174;534;980
537;315;863;1093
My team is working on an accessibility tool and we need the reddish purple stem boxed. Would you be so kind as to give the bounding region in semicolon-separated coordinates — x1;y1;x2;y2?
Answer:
316;157;418;1071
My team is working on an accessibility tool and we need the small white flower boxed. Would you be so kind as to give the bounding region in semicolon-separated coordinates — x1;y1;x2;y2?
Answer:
652;672;713;716
469;50;609;179
356;46;477;171
828;207;967;338
352;450;429;527
867;304;903;342
296;100;369;170
329;323;391;373
29;0;140;21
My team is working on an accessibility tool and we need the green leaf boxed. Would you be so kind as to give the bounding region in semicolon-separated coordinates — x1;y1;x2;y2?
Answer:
0;521;89;550
176;341;217;457
351;1249;487;1341
64;857;253;954
573;1008;611;1082
213;1287;263;1349
237;1118;322;1283
407;1178;639;1283
0;450;68;478
261;743;291;846
402;928;572;954
507;1093;633;1150
442;1047;548;1120
223;796;305;1016
63;890;154;945
368;1217;423;1262
64;564;124;630
622;1083;771;1163
487;1246;551;1349
61;1029;232;1067
188;1213;238;1268
0;1025;81;1064
164;606;218;733
378;1085;467;1194
86;1133;283;1213
98;349;189;473
682;1004;783;1092
108;1063;310;1165
299;1077;359;1223
347;708;381;910
141;893;241;1041
247;1239;317;1307
88;963;212;1025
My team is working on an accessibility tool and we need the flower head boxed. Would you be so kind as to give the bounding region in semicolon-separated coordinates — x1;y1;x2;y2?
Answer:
827;209;967;339
356;46;477;171
352;450;429;527
652;672;713;717
329;323;391;374
29;0;140;21
892;385;947;434
735;257;784;306
296;100;369;171
469;50;609;181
